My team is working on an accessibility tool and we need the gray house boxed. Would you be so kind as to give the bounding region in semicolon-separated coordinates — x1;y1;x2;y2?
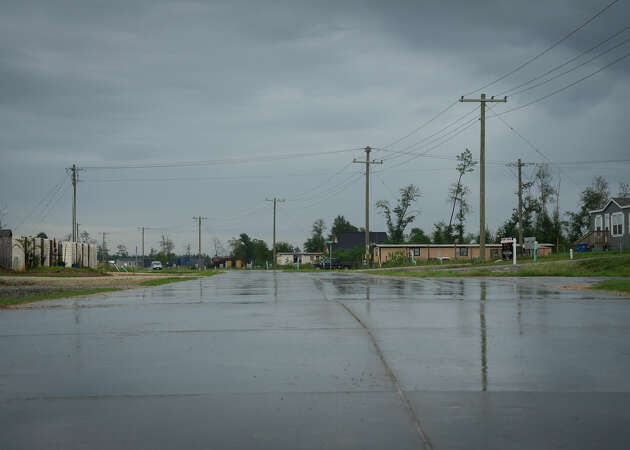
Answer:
587;197;630;251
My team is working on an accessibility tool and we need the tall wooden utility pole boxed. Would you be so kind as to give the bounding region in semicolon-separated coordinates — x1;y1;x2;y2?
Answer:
193;217;207;270
71;164;77;242
459;94;506;261
137;227;145;267
518;159;523;249
353;146;382;265
506;160;543;252
265;198;285;269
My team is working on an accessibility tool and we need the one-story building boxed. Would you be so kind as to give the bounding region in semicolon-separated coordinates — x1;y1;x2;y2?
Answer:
584;197;630;251
276;252;323;266
373;242;553;265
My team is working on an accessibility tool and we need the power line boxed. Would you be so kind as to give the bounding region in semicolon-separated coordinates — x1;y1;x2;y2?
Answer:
380;101;459;149
498;23;630;97
462;0;621;96
506;34;630;97
81;148;362;170
496;49;630;116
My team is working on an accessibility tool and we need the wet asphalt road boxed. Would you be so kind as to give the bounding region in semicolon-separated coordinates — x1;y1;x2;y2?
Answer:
2;272;630;449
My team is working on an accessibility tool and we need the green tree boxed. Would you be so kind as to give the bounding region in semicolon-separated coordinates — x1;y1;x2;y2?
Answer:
275;241;295;253
116;244;128;257
566;176;609;242
251;239;271;266
229;233;253;263
408;227;431;244
328;215;358;240
447;149;476;241
432;221;454;244
376;184;421;243
304;219;326;252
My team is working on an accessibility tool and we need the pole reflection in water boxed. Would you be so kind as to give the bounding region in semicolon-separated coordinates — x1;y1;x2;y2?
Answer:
366;280;371;314
273;271;278;303
480;280;488;392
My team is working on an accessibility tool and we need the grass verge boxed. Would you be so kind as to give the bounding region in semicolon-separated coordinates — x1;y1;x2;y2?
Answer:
139;277;199;286
365;255;630;278
0;288;122;307
590;279;630;294
0;267;109;277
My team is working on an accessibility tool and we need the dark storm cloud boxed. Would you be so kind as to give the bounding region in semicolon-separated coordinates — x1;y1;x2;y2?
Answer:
0;0;629;250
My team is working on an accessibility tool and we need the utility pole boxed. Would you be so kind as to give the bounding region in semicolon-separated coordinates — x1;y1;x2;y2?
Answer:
353;146;382;265
137;227;145;268
518;159;523;249
459;94;507;261
192;217;207;270
265;198;285;269
506;160;543;252
66;164;83;242
100;232;107;263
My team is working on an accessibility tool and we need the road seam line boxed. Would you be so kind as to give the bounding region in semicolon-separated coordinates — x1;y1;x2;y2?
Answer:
337;301;433;450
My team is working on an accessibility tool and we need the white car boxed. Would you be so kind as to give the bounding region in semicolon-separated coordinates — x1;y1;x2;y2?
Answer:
151;261;163;270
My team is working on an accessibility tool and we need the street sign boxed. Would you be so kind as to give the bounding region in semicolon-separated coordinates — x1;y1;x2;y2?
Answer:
524;237;536;250
500;237;517;265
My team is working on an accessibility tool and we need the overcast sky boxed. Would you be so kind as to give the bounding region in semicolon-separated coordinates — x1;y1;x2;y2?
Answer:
1;0;629;254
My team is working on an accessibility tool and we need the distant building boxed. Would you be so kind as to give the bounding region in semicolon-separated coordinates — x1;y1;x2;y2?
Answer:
373;243;553;265
334;232;388;250
583;197;630;250
276;252;323;266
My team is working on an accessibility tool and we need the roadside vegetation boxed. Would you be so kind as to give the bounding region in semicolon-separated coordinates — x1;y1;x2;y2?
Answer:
139;277;200;286
590;279;630;294
0;288;122;307
365;255;630;278
0;266;109;277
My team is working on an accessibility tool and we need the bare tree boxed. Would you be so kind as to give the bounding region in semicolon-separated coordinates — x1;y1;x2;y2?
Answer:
618;182;630;197
447;149;476;231
377;184;421;243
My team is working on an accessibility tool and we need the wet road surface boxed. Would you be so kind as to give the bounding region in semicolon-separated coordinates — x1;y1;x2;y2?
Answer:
1;272;630;449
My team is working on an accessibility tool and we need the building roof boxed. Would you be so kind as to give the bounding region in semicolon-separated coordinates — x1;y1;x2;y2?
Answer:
589;197;630;213
0;229;12;238
334;232;388;250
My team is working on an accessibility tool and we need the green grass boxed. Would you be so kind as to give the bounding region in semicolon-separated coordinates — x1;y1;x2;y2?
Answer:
0;288;122;307
136;268;221;275
365;255;630;278
590;279;630;294
139;277;199;286
0;266;109;277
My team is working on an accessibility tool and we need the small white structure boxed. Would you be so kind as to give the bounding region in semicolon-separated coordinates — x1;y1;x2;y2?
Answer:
0;230;97;271
276;252;323;266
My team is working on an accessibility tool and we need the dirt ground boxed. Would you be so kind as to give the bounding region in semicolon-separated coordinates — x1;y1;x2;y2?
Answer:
0;273;194;300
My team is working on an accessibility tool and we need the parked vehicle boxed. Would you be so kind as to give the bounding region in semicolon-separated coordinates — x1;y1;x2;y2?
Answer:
314;258;353;270
151;261;163;270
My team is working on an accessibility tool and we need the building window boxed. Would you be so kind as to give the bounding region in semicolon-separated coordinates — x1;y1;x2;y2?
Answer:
413;248;420;256
612;213;624;236
456;247;468;257
604;213;610;231
595;215;602;231
490;249;499;257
